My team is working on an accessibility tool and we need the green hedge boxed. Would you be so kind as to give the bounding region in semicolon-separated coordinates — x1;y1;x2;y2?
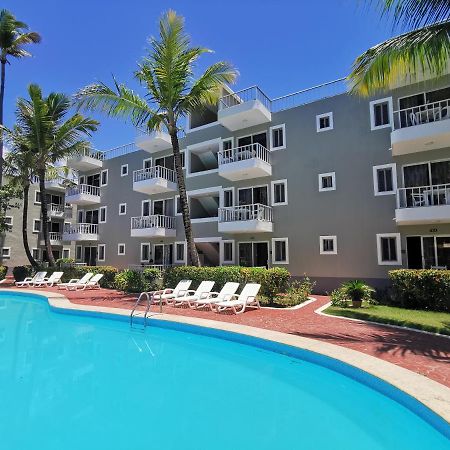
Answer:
43;265;118;288
0;265;7;280
389;269;450;312
13;266;33;282
163;266;290;301
114;268;161;293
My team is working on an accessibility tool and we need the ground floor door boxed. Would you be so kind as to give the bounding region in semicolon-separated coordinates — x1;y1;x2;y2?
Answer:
153;244;173;266
84;246;97;266
406;235;450;269
42;249;61;262
238;242;269;267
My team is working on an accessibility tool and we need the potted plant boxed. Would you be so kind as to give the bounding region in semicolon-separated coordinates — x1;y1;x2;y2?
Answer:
342;280;374;308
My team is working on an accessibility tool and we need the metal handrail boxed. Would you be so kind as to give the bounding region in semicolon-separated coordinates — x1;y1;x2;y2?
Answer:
133;165;177;183
130;215;176;230
103;142;138;160
219;203;273;222
397;183;450;208
64;223;99;235
66;184;100;197
71;147;105;160
219;86;271;111
218;143;270;165
393;98;450;129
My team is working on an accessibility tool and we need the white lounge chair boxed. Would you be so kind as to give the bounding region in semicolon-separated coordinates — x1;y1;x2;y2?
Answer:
215;283;261;314
34;272;64;288
192;282;240;310
57;273;93;290
151;280;192;305
171;281;215;307
74;273;103;290
15;271;47;288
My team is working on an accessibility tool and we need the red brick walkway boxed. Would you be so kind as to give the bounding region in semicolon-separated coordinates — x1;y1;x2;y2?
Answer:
11;286;450;387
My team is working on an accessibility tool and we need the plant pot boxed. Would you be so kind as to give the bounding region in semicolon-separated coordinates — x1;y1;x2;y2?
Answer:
352;299;362;308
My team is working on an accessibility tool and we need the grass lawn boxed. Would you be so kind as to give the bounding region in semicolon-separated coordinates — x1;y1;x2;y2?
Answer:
324;304;450;336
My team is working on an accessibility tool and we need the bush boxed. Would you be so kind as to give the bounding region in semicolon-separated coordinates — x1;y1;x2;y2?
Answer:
389;269;450;312
55;258;76;268
0;265;7;280
55;265;118;288
13;266;33;282
330;288;350;308
142;268;162;291
115;270;145;293
261;276;315;307
330;280;376;307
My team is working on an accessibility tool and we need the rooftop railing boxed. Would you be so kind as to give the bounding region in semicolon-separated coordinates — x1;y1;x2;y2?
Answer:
131;215;176;230
393;98;450;129
133;165;177;184
103;142;139;160
219;203;273;223
218;143;270;165
219;86;272;111
71;147;105;160
397;184;450;208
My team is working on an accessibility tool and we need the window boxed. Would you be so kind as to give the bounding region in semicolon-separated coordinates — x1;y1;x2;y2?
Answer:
222;188;234;208
175;242;186;263
1;247;11;259
142;200;151;217
370;97;392;130
222;138;233;151
377;233;402;265
117;243;126;255
32;248;40;260
33;219;41;233
99;206;107;223
221;240;234;264
79;175;86;185
121;164;128;177
98;244;105;261
35;191;41;204
271;180;288;205
373;163;397;196
175;196;182;215
238;185;268;206
77;210;84;223
75;245;82;261
318;172;336;192
100;169;108;186
272;238;289;264
4;216;12;230
316;113;333;132
143;158;152;169
320;236;337;255
269;124;286;150
119;203;127;215
63;249;70;259
141;243;150;262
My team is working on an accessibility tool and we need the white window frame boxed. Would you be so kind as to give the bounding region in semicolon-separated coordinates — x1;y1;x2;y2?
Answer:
220;239;235;265
141;199;151;216
316;112;333;132
220;187;235;208
376;233;402;265
373;163;397;196
269;124;286;150
143;157;153;169
99;206;107;223
4;216;13;228
174;195;181;216
1;247;11;259
370;97;393;131
272;238;289;264
221;137;234;152
174;241;187;264
32;248;40;261
34;191;41;204
79;175;86;185
140;243;151;263
97;244;106;262
119;203;127;216
33;219;41;233
100;169;109;186
62;248;70;259
75;245;82;261
121;164;129;177
271;179;288;206
117;243;126;256
320;235;338;255
318;172;336;192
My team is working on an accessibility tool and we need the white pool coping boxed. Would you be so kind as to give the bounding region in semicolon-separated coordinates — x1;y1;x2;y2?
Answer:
3;288;450;425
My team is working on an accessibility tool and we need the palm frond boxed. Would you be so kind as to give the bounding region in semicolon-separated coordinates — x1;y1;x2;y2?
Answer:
349;20;450;95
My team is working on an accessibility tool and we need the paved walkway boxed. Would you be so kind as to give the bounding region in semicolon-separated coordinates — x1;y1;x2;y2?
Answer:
9;285;450;387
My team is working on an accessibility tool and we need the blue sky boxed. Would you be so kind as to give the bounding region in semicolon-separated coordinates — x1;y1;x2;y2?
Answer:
3;0;394;150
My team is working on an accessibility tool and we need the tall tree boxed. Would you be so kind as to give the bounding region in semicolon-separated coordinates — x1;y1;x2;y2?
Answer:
75;10;237;266
0;9;41;184
2;84;98;266
349;1;450;95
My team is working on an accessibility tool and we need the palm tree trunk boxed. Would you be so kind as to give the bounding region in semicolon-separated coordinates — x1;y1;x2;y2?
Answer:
0;60;5;186
169;129;200;266
38;170;55;267
22;183;38;268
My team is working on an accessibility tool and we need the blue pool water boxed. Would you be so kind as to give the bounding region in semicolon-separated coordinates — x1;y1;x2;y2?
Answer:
0;292;448;450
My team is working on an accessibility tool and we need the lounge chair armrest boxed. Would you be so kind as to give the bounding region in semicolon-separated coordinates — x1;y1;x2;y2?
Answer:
207;292;220;298
198;291;211;299
177;289;189;297
245;295;256;303
68;278;80;283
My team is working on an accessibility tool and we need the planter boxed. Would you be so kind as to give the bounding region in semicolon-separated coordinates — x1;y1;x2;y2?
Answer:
352;299;362;308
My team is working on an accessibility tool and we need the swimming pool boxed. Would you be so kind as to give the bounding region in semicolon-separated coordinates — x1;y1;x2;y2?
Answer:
0;291;448;450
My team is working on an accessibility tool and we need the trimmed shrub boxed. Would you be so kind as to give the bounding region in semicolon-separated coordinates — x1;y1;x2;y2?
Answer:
142;268;162;291
13;266;33;282
389;269;450;312
115;270;145;293
0;265;7;280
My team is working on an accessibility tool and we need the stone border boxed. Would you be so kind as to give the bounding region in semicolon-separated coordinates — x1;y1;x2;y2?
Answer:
3;288;450;426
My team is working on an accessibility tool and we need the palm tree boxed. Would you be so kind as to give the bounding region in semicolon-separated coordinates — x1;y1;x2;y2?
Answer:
75;10;237;266
349;1;450;95
3;84;98;266
0;9;41;184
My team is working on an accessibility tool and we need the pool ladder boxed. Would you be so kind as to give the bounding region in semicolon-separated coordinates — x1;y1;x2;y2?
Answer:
130;292;152;328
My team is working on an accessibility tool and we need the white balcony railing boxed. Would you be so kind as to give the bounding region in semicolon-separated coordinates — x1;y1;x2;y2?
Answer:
64;223;98;235
48;203;65;216
393;99;450;129
133;166;177;184
219;86;272;111
131;215;176;231
48;232;63;242
397;184;450;208
218;143;270;165
66;184;100;197
219;204;273;223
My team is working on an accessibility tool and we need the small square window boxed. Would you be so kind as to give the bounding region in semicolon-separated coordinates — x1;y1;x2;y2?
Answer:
370;98;392;130
4;216;13;230
373;164;397;196
98;244;105;261
119;203;127;216
318;172;336;192
270;124;286;150
376;233;401;265
272;238;289;264
316;113;333;132
101;169;108;186
175;242;186;263
320;236;337;255
271;180;288;205
99;206;107;223
117;243;126;255
121;164;129;177
62;249;70;259
222;241;234;264
1;247;11;259
32;248;40;260
141;243;150;262
33;219;41;233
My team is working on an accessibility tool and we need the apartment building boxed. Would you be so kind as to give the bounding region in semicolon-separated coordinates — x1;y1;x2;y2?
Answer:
2;73;450;291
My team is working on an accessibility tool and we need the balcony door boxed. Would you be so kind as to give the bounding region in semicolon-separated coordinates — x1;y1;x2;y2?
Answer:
237;132;267;148
406;235;450;268
86;174;100;187
238;186;268;206
238;242;269;268
153;244;173;265
85;209;99;224
153;199;174;216
84;246;97;266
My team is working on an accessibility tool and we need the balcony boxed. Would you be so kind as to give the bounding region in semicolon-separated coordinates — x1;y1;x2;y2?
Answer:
45;176;69;192
63;223;99;241
40;232;63;246
218;143;271;181
218;86;272;131
47;203;68;219
391;99;450;156
136;130;172;153
395;184;450;225
130;215;176;238
132;166;177;194
218;204;273;233
67;148;104;171
65;184;101;205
